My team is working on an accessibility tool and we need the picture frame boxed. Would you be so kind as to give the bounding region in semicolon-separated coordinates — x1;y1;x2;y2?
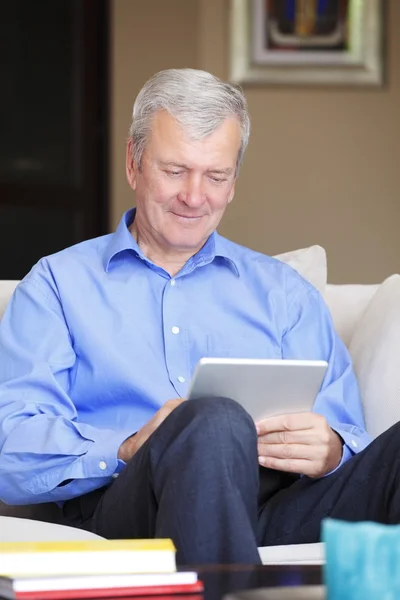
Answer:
229;0;384;86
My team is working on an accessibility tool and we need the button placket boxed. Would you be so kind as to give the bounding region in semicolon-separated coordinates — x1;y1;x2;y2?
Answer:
162;279;189;395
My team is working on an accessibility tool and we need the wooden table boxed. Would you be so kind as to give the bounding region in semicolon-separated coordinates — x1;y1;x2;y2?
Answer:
193;565;322;600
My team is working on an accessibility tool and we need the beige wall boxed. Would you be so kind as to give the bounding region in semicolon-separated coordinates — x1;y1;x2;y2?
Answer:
111;0;400;283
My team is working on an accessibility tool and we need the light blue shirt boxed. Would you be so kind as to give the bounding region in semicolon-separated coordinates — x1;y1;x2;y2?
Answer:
0;209;371;505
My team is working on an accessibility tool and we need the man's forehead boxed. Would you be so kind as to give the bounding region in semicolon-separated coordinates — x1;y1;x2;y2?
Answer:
149;109;240;141
140;111;240;173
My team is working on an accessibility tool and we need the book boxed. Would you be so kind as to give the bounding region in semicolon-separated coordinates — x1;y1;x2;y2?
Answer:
0;539;176;578
0;572;203;600
258;542;324;565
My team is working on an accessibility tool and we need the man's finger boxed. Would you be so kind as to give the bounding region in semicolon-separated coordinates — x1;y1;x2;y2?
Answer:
256;412;316;435
258;429;321;445
258;442;315;462
258;455;313;474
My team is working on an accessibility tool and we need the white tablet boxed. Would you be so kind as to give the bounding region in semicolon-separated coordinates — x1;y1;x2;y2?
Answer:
187;358;328;422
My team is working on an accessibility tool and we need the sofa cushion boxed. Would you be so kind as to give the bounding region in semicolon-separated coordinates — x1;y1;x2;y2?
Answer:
274;245;327;295
0;516;103;541
325;283;379;348
0;281;18;319
349;274;400;438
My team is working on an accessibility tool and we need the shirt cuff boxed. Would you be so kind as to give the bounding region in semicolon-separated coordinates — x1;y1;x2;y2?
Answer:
27;427;134;498
82;427;134;478
325;443;353;476
336;427;371;455
325;424;371;476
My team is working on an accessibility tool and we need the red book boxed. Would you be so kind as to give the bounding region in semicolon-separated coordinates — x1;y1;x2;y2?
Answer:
0;573;203;600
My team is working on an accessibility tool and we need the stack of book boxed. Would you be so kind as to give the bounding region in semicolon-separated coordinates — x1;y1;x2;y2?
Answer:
0;539;203;599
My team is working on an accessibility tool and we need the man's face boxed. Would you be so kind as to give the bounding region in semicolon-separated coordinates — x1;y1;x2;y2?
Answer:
126;110;241;255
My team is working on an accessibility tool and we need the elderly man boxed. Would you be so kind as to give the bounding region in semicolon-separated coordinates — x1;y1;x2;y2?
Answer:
0;69;399;565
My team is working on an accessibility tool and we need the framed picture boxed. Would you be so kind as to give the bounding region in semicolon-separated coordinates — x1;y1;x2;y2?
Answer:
229;0;384;86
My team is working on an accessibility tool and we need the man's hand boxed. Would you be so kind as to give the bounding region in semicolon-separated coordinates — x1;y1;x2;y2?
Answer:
118;399;185;462
256;412;343;478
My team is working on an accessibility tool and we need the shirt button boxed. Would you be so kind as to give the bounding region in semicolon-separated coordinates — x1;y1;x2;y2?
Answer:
170;279;176;286
172;326;180;334
99;461;107;470
177;376;185;383
351;440;358;448
112;473;119;479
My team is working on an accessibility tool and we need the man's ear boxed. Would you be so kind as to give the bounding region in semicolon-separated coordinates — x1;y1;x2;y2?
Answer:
227;179;236;204
126;139;137;191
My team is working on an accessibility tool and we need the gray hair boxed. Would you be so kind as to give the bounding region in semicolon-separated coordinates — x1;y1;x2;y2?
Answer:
129;68;250;175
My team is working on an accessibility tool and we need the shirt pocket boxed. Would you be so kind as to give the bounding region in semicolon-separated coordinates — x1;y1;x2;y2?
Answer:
207;333;281;360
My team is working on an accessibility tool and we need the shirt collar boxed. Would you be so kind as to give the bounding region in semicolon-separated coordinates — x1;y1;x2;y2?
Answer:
104;208;239;277
103;208;141;272
213;233;240;277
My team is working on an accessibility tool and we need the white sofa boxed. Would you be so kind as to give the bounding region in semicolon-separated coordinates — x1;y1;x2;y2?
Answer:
0;265;399;560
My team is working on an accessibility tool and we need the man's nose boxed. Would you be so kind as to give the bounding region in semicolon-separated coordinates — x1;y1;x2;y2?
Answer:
178;175;205;207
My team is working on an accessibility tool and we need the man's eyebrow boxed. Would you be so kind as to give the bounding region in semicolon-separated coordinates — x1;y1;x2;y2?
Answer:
159;162;234;175
206;168;234;175
159;161;190;169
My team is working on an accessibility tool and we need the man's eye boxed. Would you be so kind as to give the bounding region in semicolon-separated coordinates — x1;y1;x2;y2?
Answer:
166;170;182;177
209;176;226;183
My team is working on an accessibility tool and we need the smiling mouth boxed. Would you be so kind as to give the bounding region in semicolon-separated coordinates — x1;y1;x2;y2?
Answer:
171;212;204;220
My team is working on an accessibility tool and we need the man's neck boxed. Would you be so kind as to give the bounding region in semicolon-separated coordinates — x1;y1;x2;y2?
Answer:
129;221;198;277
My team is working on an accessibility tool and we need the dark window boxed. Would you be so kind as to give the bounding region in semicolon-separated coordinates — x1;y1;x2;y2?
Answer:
0;0;109;279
